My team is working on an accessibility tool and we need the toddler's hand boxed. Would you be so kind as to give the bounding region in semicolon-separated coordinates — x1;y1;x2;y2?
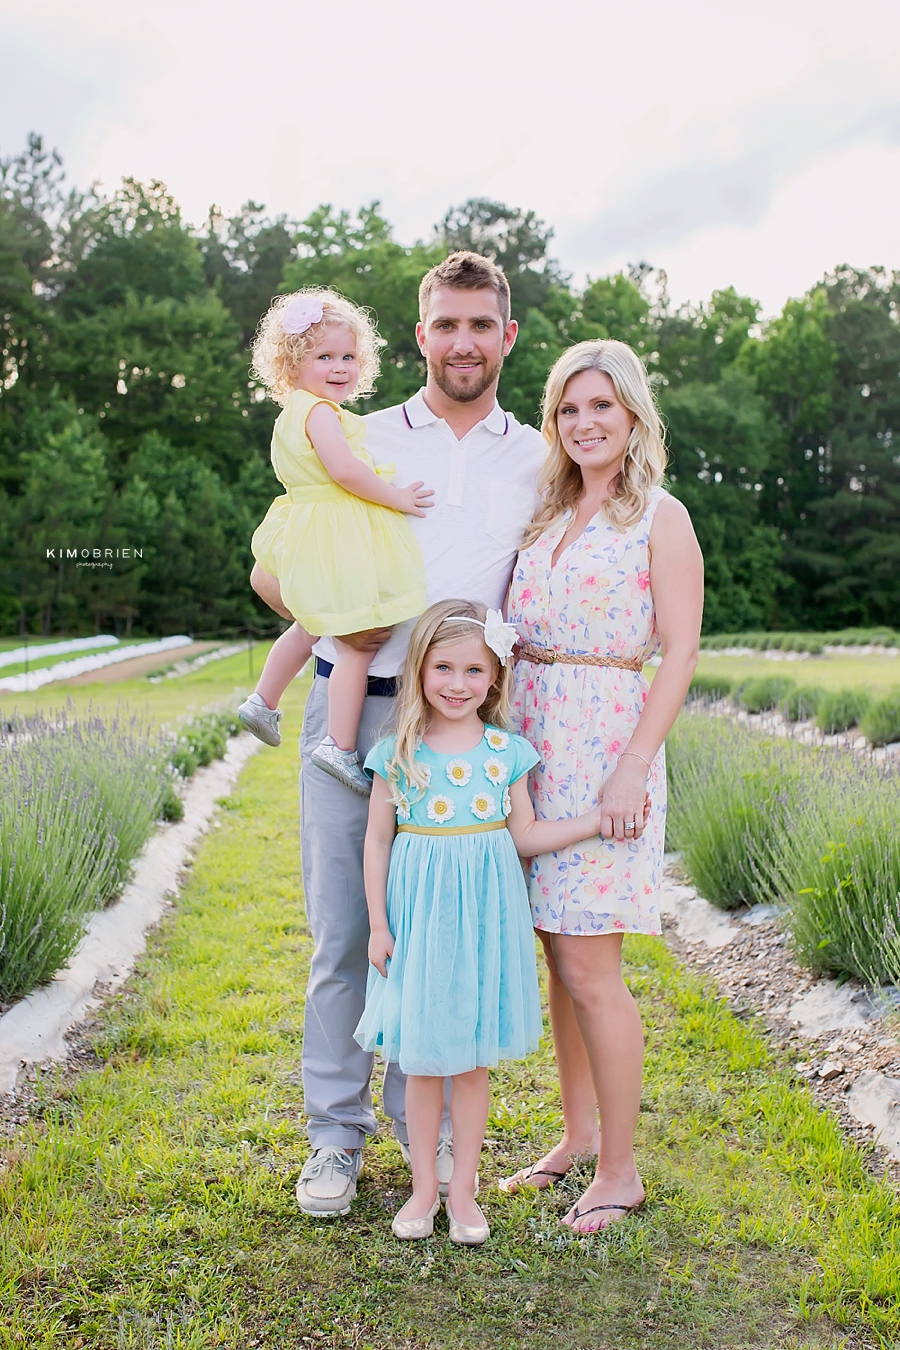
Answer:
396;481;435;517
368;926;395;978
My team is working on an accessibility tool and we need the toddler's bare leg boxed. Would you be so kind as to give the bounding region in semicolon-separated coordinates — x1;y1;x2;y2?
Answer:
250;563;293;621
257;624;315;709
327;634;378;751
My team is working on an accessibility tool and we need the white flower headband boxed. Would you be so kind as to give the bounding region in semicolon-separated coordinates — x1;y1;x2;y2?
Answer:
447;609;518;662
283;296;324;335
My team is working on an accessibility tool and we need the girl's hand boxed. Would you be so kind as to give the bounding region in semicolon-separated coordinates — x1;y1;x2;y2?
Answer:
368;926;395;977
598;760;652;841
395;481;435;517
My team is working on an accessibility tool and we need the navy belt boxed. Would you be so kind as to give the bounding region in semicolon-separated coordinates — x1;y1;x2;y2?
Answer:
314;656;398;698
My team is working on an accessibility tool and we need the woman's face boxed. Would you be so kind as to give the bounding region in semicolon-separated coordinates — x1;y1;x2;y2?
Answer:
555;369;636;477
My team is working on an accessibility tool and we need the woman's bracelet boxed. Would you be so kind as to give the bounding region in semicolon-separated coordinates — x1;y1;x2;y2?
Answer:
620;749;652;772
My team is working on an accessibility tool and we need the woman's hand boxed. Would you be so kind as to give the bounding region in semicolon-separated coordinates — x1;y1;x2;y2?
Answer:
368;925;395;977
598;760;652;841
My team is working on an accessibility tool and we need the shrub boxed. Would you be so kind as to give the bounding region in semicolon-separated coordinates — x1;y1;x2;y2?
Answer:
687;671;733;701
860;692;900;748
158;773;185;822
770;754;900;984
736;676;795;713
666;713;795;910
669;708;900;983
782;685;826;722
0;708;168;1000
816;688;873;734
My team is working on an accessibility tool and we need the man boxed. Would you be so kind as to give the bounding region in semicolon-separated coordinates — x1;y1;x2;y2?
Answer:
257;252;544;1216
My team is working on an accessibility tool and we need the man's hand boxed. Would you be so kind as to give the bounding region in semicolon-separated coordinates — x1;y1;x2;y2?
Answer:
395;480;435;517
341;627;393;653
368;925;395;978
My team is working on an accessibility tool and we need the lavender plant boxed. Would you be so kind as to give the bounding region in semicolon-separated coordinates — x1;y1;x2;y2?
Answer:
668;707;900;985
0;708;169;1000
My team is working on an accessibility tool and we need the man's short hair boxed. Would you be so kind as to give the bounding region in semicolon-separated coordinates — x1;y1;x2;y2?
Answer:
418;251;511;328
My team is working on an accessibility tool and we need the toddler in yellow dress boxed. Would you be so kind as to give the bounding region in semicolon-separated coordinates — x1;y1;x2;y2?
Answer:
238;289;431;794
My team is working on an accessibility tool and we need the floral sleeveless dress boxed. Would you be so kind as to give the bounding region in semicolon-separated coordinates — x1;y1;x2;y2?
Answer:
507;487;669;936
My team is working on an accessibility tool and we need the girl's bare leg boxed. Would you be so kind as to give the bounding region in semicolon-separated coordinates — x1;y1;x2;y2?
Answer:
327;634;378;751
394;1075;444;1222
256;623;315;709
551;932;645;1231
445;1067;490;1226
502;932;600;1192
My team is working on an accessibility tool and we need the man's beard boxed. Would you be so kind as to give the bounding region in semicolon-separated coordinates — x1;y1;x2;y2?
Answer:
428;353;503;404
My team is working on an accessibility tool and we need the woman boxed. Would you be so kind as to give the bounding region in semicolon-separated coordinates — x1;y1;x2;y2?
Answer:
502;339;703;1231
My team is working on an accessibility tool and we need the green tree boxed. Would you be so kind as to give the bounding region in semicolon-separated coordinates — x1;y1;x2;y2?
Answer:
282;203;441;411
662;369;782;630
438;197;565;313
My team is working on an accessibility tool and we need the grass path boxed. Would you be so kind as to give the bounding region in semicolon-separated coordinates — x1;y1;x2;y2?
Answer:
2;680;899;1349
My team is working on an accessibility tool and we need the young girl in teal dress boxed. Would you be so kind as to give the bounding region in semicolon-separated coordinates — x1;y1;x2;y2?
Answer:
356;598;607;1245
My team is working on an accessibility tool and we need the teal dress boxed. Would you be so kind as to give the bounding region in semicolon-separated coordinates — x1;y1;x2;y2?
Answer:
354;726;543;1077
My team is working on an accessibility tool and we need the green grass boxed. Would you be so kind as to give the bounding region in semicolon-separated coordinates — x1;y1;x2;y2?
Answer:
0;644;277;733
692;653;900;698
1;677;897;1348
0;638;167;681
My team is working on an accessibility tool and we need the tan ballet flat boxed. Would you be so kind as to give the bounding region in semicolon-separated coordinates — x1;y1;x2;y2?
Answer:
391;1196;440;1240
446;1200;489;1246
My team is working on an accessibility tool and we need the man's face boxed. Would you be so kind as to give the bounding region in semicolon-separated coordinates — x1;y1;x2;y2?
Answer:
416;286;517;404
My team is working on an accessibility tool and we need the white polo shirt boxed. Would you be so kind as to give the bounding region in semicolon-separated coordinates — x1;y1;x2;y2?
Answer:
312;388;545;678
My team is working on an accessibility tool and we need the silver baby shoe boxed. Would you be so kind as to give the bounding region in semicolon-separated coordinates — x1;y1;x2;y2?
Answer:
310;738;372;796
237;692;282;747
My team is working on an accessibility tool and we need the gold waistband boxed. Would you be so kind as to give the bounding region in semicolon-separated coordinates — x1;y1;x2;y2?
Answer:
397;819;507;837
518;640;643;672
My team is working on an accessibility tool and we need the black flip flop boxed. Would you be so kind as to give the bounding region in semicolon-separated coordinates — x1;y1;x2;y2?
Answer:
568;1201;644;1230
499;1162;570;1194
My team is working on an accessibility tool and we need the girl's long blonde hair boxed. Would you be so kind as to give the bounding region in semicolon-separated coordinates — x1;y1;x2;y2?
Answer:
250;287;384;406
524;339;667;546
388;599;512;804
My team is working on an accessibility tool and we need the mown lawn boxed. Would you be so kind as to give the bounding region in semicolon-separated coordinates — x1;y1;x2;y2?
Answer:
1;677;898;1349
692;652;900;697
0;644;277;733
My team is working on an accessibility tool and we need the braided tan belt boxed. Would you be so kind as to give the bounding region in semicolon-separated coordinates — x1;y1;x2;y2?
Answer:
517;640;644;672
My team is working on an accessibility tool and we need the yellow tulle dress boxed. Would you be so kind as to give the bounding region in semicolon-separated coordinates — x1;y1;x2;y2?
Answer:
251;389;427;635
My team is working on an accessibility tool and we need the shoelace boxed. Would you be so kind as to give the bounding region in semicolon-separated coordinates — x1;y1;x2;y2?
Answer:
305;1147;354;1178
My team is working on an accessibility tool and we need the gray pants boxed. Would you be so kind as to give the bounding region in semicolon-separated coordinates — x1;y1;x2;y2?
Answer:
299;676;449;1149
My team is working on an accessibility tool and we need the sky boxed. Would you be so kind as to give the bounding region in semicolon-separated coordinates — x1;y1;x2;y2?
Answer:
2;0;899;317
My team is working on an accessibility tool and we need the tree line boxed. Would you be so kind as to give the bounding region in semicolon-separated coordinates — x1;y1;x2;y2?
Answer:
1;134;898;638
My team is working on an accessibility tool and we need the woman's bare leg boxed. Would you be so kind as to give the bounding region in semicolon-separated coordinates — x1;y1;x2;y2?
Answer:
394;1075;443;1222
502;932;600;1192
327;635;377;751
551;932;645;1231
256;623;315;709
445;1067;489;1226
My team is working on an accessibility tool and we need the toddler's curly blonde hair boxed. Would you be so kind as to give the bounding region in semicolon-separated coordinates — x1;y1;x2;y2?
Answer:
250;288;385;406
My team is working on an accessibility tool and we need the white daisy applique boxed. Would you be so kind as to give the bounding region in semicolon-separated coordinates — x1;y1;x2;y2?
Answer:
419;765;432;786
484;728;509;751
470;791;496;821
396;796;411;823
445;758;472;788
502;786;511;817
483;755;508;786
426;794;455;823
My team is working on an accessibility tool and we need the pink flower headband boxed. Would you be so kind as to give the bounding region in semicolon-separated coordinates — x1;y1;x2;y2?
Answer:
283;296;324;335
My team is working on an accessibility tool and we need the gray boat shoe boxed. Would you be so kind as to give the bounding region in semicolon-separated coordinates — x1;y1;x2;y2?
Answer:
295;1146;363;1217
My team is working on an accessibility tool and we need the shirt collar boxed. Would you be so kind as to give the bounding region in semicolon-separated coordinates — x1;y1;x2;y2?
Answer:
403;388;510;436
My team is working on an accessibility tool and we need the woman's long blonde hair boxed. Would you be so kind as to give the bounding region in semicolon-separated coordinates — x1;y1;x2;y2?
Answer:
387;599;512;804
524;339;667;545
